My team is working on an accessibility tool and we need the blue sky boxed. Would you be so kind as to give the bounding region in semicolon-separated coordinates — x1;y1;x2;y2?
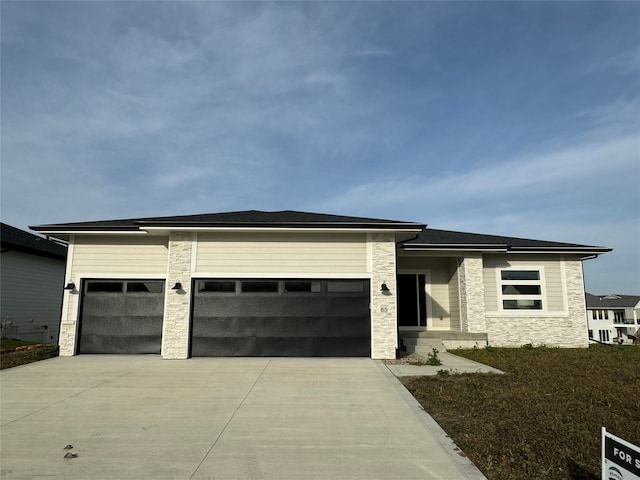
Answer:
1;1;639;294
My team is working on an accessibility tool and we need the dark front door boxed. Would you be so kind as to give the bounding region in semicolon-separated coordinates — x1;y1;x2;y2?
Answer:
78;280;165;354
397;274;427;327
191;279;371;357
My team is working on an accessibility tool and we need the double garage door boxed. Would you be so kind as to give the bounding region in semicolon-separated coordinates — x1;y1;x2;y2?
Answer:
78;278;371;357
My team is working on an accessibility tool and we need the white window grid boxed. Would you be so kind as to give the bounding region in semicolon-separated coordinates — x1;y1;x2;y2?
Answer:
497;266;546;312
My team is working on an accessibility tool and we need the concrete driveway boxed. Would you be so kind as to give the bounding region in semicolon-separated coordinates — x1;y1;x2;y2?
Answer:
1;356;486;479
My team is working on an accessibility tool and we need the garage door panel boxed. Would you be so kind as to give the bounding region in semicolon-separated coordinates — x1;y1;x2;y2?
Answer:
191;336;370;357
79;334;161;354
192;316;370;338
191;279;371;357
123;297;165;316
78;280;164;354
79;316;163;336
83;296;127;314
194;296;368;318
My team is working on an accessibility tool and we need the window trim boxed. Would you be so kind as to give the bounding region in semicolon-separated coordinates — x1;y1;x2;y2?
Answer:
84;279;165;294
497;266;546;312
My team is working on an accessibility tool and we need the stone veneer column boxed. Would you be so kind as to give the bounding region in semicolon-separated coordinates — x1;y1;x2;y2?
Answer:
370;233;398;359
161;232;193;359
58;292;79;356
563;256;590;348
58;237;77;356
458;255;487;333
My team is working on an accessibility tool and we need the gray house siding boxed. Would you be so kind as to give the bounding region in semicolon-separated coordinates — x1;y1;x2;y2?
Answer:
1;250;65;343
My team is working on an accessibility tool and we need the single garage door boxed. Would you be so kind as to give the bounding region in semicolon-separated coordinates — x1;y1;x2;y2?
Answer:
78;280;165;354
191;279;371;357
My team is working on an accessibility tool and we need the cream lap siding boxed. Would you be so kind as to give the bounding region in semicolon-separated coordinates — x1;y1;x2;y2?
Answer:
71;235;169;276
195;232;367;274
482;259;499;312
448;258;461;330
483;254;566;313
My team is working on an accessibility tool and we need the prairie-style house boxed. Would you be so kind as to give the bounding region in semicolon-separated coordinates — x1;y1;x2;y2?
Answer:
31;210;611;359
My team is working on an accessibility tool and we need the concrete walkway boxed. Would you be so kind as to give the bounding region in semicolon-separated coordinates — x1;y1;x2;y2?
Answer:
1;356;487;479
384;352;504;377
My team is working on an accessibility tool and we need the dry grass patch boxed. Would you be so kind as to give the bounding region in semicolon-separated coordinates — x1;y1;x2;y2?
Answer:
0;338;59;369
402;345;640;480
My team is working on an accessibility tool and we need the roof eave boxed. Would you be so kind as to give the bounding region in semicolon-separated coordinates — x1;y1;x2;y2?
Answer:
403;244;508;252
30;227;144;234
135;221;426;229
31;224;426;235
141;226;425;234
403;244;612;255
508;247;612;255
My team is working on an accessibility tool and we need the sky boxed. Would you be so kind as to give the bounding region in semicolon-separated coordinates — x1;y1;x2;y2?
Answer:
1;1;639;295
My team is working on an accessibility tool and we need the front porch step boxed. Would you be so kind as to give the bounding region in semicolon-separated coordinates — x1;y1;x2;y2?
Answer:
399;331;489;353
401;337;446;355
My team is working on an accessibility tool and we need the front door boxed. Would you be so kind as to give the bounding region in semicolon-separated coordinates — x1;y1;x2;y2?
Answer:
397;273;428;327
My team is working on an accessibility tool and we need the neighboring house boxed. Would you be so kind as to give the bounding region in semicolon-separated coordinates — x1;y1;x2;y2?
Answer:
30;210;611;359
1;223;67;343
585;293;640;344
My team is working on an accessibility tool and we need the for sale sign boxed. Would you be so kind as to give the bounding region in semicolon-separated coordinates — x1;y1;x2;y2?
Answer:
603;428;640;480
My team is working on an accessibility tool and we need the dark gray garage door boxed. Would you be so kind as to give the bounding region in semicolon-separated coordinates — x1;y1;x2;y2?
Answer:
191;279;371;357
78;280;165;354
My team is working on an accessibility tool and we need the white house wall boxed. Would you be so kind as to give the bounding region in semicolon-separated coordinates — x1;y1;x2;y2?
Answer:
195;232;367;275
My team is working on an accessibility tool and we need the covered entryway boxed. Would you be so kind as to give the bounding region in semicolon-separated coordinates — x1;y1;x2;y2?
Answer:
77;280;165;354
397;273;429;327
191;279;371;357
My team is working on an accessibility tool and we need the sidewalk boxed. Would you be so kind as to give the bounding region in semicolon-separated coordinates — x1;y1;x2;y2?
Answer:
383;351;504;377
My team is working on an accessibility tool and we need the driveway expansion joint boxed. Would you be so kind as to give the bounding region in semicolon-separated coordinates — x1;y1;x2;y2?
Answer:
188;359;272;480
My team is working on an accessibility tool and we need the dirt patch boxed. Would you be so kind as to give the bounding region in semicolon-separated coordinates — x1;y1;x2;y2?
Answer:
383;352;428;365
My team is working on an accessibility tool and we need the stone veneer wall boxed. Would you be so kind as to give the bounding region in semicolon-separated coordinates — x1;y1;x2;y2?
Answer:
457;255;486;333
161;232;194;359
58;238;77;356
370;233;397;359
485;257;589;348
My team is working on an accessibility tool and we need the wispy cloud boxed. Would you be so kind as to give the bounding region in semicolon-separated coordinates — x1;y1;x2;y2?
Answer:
351;49;392;57
1;1;638;293
317;130;638;222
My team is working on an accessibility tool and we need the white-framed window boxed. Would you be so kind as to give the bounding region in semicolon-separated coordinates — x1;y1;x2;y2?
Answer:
499;268;544;310
598;329;610;342
592;309;609;320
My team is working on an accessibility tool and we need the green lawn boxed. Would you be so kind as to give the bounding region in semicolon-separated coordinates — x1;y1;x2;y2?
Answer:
402;345;640;480
0;337;40;350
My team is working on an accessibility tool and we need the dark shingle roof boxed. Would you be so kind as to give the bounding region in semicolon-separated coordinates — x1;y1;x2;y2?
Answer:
31;210;425;232
403;228;611;254
29;211;611;256
586;293;640;309
1;223;67;260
